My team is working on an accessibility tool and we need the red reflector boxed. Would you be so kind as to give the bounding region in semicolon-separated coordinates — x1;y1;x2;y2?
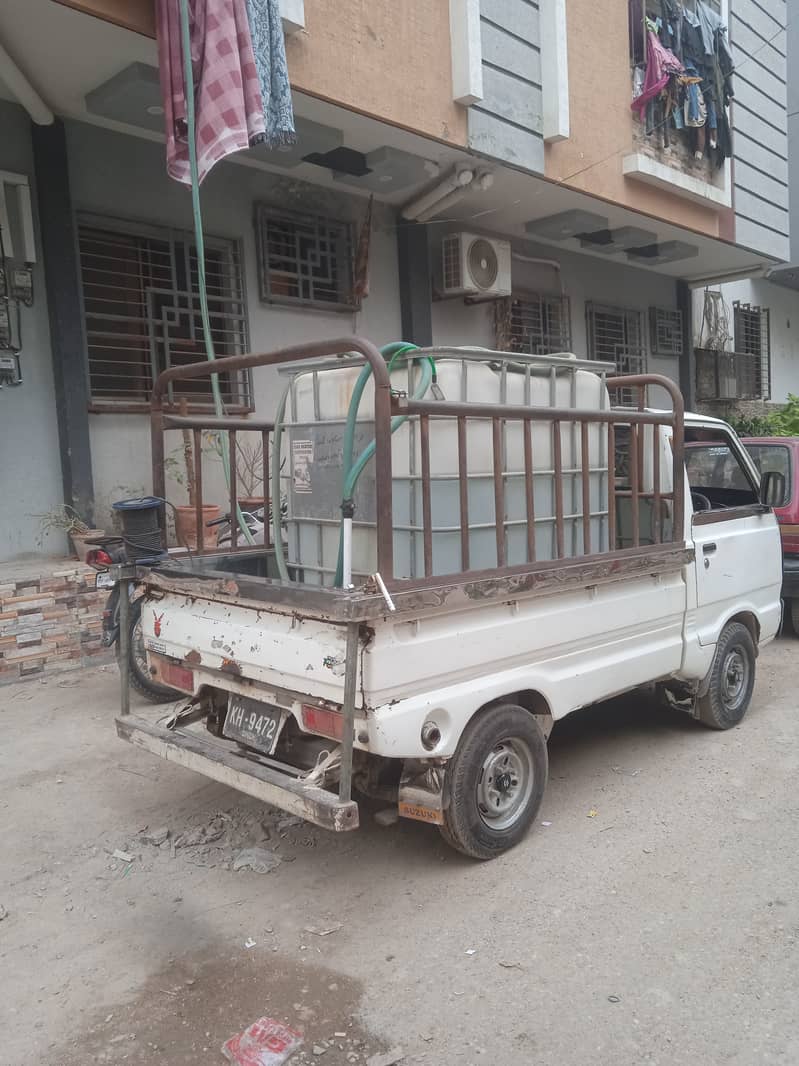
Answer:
155;657;194;693
301;704;344;740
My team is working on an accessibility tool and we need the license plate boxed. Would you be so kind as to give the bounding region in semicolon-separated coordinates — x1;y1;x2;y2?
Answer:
95;571;116;590
223;695;284;755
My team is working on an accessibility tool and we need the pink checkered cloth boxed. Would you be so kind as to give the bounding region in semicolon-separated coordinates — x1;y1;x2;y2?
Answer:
156;0;266;185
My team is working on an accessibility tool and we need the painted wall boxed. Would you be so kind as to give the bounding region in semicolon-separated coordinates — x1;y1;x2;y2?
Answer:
468;0;544;173
0;101;66;561
431;230;683;409
53;0;469;149
692;279;799;405
786;0;799;261
544;0;722;237
730;0;790;260
62;120;403;526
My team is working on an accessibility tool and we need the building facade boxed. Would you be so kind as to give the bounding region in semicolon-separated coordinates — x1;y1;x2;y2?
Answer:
0;0;792;561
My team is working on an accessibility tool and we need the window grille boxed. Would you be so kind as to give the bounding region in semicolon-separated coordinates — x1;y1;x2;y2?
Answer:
733;301;770;400
494;291;571;355
78;217;250;408
586;302;646;405
254;204;356;311
649;306;684;358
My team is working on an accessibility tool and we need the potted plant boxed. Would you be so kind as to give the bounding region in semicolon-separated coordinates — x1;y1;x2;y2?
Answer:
165;425;222;549
233;436;266;513
35;505;105;562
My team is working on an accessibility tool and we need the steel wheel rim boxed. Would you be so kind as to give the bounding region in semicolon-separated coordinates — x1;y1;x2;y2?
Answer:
721;648;748;711
477;738;535;831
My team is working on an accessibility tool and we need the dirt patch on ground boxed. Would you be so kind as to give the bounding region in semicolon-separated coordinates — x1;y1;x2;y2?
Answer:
52;949;386;1065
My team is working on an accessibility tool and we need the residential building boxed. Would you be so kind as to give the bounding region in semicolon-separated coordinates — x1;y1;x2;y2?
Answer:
0;0;791;564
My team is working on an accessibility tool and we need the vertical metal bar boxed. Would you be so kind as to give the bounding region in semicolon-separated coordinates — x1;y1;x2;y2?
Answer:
570;367;578;556
493;417;506;567
193;428;204;554
338;621;360;803
118;576;131;717
652;423;662;545
420;413;433;577
637;385;646;494
608;422;616;552
457;416;470;572
581;421;591;555
553;421;564;559
630;422;640;548
229;429;238;549
599;374;608;551
523;419;536;563
150;411;167;544
262;429;271;549
373;362;395;582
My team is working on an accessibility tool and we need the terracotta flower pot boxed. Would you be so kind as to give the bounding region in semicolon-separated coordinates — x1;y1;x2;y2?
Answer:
238;496;266;514
174;504;222;549
70;529;106;562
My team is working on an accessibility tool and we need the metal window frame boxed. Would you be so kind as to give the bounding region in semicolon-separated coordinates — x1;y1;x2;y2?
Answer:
733;301;771;401
77;213;252;411
254;202;357;313
495;289;572;355
649;306;684;358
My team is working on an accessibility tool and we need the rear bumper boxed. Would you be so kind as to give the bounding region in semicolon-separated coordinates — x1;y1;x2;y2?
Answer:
783;556;799;598
115;716;359;832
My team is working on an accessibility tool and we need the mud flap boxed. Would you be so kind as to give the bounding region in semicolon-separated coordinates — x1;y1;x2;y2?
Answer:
398;760;448;826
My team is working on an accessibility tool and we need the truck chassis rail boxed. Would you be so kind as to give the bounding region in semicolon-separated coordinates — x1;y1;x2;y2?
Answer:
116;715;359;832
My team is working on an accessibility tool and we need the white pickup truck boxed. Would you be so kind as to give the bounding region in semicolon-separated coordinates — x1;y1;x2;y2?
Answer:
115;339;783;859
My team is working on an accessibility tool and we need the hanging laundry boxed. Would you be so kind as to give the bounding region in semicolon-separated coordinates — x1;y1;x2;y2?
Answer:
245;0;296;148
631;30;684;120
156;0;266;185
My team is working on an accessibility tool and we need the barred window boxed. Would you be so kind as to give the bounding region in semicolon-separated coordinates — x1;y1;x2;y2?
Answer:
494;291;571;355
254;204;355;311
78;217;250;410
733;302;770;400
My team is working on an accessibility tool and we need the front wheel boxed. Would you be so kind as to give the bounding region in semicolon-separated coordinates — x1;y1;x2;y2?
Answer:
117;599;179;704
697;621;756;730
440;703;548;860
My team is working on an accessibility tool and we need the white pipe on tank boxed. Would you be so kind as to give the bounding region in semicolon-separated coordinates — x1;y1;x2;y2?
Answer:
342;517;353;587
0;39;54;126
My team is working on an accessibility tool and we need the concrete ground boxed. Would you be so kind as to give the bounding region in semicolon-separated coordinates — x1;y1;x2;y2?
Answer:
2;640;798;1066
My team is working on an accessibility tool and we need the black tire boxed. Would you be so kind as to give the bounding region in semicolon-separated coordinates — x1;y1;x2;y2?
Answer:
117;599;179;704
697;622;756;730
790;599;799;636
440;703;548;860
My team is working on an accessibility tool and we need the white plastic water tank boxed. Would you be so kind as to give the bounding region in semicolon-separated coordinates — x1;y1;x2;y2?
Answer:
281;350;612;584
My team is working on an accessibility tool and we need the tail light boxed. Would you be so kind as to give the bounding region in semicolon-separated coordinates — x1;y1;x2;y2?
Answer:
301;704;344;740
86;548;113;569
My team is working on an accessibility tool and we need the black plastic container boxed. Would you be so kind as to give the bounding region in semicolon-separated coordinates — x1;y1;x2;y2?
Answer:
112;497;167;563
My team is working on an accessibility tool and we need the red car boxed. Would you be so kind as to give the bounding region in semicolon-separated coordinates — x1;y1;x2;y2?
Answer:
742;437;799;628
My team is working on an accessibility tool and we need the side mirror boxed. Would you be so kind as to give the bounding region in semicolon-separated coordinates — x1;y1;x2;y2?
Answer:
761;470;786;508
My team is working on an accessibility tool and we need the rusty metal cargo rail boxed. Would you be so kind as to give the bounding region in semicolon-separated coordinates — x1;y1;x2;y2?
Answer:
148;338;687;588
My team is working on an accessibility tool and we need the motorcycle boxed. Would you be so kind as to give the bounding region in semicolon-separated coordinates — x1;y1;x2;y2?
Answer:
85;537;179;703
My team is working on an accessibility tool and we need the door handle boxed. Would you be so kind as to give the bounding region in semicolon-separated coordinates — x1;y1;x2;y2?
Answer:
702;542;717;555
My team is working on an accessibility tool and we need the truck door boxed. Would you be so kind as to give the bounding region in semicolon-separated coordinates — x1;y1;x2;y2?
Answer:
685;429;782;646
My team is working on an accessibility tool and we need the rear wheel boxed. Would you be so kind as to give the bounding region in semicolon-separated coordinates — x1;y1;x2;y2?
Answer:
697;622;756;730
790;599;799;635
118;599;178;703
440;703;548;860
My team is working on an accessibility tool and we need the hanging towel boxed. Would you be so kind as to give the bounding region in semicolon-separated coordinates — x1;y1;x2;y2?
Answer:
245;0;296;147
632;31;684;119
156;0;266;185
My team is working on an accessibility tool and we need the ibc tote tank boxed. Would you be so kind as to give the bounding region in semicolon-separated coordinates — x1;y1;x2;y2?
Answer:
280;348;613;585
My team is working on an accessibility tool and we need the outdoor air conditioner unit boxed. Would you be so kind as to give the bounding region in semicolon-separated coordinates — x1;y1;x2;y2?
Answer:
441;232;512;298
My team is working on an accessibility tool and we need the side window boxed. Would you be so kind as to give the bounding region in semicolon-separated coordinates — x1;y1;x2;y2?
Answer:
685;433;759;514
